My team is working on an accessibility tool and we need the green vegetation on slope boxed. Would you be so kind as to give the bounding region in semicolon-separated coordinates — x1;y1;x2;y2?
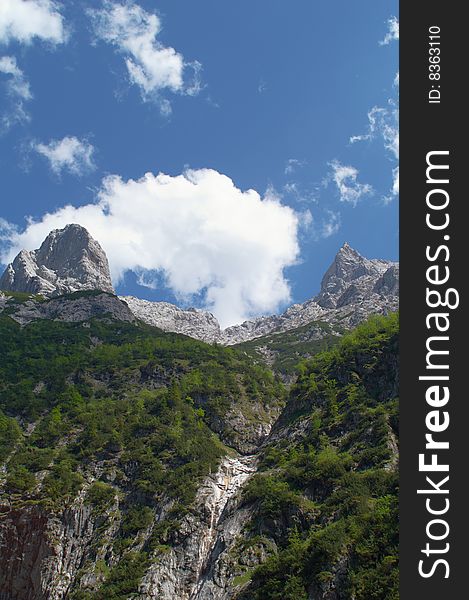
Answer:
236;313;399;600
0;312;284;598
0;304;399;599
234;320;344;376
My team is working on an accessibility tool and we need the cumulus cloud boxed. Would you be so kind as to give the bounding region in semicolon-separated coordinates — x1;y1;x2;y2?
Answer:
328;160;373;206
1;168;300;327
0;0;66;45
33;136;96;176
88;1;201;113
0;55;32;128
379;16;399;46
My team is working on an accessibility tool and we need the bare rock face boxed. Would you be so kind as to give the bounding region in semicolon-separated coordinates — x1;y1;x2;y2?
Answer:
0;291;135;326
316;242;387;307
0;224;114;298
123;297;221;343
137;455;258;600
121;242;399;345
0;502;96;600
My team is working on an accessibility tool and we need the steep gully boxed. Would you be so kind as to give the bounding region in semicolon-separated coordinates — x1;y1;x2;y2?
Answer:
189;455;258;599
138;452;260;599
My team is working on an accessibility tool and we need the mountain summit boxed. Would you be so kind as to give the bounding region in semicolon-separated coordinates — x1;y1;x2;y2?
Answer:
316;241;396;309
0;224;114;297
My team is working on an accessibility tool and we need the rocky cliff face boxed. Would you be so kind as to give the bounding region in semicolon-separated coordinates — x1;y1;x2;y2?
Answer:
0;302;398;600
122;243;398;345
0;290;135;326
0;225;114;298
122;297;222;343
137;455;258;600
0;500;97;600
0;455;257;600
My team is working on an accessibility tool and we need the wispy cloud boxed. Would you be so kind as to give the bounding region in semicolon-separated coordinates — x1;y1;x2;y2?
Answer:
328;160;373;206
0;0;67;45
88;1;201;114
350;92;399;202
284;158;306;175
258;78;267;94
0;56;30;100
33;136;95;176
379;16;399;46
319;210;341;238
390;165;399;198
350;104;399;160
0;55;32;129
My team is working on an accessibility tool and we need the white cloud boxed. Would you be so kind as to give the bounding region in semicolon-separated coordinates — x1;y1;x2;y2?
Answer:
0;216;17;239
88;1;201;113
283;181;300;196
299;208;313;229
1;168;300;327
328;160;373;206
383;167;399;206
284;158;306;175
319;210;341;238
350;94;399;200
379;16;399;46
392;166;399;195
0;55;32;128
0;55;30;99
0;0;66;45
350;105;399;160
33;136;95;176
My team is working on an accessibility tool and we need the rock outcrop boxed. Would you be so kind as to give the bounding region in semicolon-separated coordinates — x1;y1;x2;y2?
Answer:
0;456;259;600
122;243;399;345
138;455;257;600
0;291;135;326
123;297;221;343
0;225;114;298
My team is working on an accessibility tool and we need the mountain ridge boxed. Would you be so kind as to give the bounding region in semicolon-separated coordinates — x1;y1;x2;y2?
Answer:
0;225;398;345
121;242;398;345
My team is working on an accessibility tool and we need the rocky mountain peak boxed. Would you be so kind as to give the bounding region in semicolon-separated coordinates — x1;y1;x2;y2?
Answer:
0;224;114;297
317;242;393;309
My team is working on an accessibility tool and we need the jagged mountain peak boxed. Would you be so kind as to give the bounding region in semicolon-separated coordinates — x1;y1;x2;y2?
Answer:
317;242;393;309
333;241;375;267
324;242;371;278
0;224;114;298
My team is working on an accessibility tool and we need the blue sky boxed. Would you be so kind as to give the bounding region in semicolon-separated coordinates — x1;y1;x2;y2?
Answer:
0;0;398;327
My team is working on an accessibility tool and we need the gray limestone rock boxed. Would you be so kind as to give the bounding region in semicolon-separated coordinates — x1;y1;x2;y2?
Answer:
121;242;399;345
0;224;114;298
0;292;135;326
